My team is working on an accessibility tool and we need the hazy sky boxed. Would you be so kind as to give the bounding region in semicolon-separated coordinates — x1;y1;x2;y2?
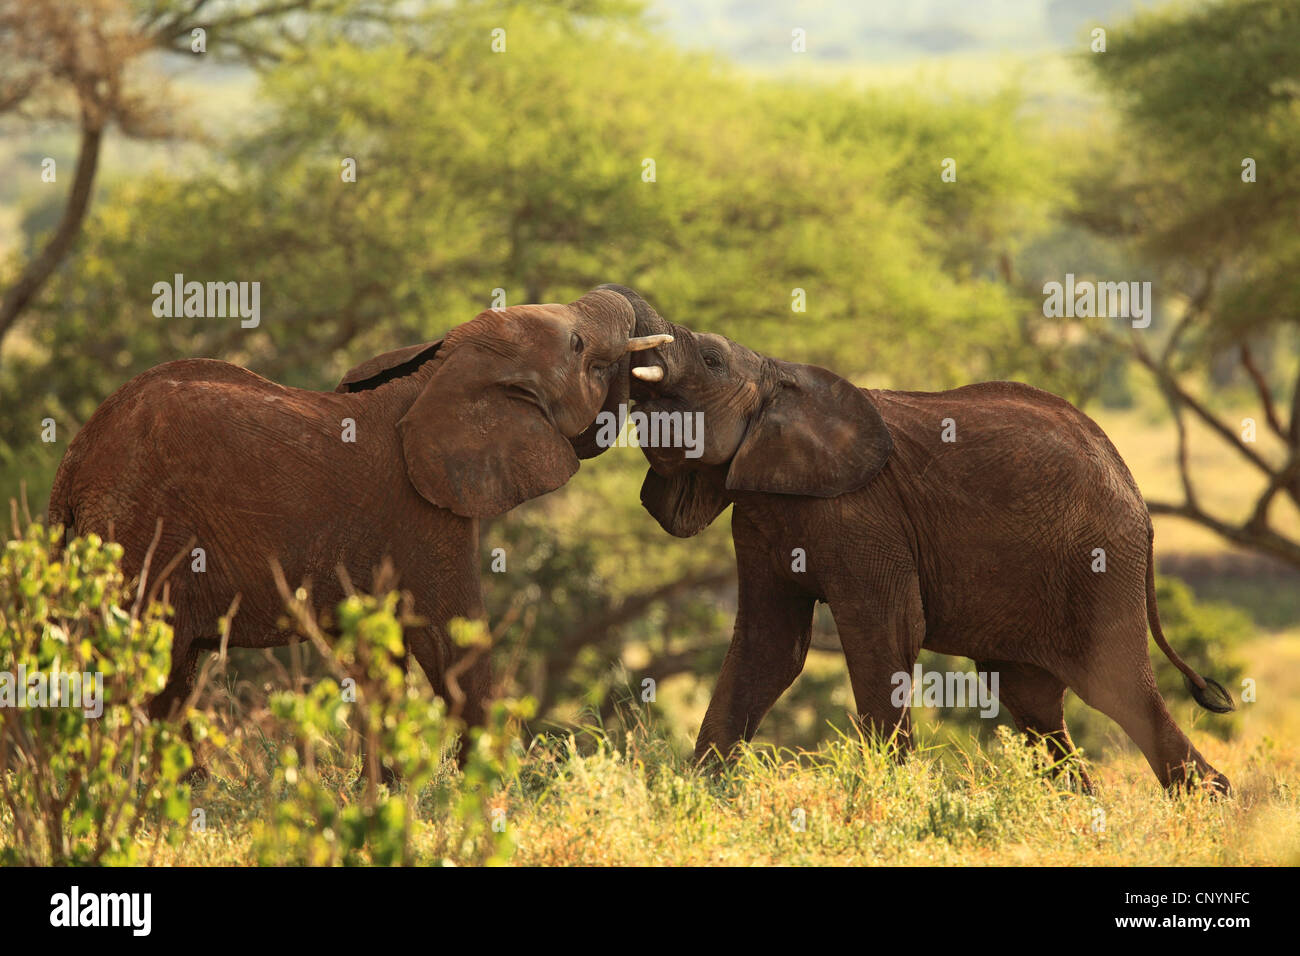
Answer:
651;0;1143;63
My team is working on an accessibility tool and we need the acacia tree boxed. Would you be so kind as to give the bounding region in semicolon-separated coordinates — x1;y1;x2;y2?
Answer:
1067;0;1300;567
0;0;484;357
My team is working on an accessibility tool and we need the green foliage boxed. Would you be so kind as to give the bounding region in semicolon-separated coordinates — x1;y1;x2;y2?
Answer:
252;593;528;865
1075;0;1300;350
4;7;1068;459
0;523;207;864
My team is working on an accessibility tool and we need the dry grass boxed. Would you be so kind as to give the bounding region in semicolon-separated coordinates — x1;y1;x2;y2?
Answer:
121;684;1297;867
101;618;1300;867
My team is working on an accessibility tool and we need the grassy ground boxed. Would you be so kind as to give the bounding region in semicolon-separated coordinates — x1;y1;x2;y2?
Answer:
20;615;1287;868
123;667;1300;866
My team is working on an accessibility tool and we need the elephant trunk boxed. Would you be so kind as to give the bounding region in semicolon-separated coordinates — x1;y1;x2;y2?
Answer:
592;283;682;401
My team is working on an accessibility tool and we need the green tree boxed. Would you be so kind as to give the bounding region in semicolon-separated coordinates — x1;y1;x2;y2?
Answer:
1067;0;1300;567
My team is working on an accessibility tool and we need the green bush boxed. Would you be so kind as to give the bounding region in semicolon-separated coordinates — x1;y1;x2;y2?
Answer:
252;589;529;866
0;523;208;864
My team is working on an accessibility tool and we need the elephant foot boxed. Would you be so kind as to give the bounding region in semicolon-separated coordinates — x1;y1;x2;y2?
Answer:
359;757;402;788
180;763;210;787
1165;762;1232;799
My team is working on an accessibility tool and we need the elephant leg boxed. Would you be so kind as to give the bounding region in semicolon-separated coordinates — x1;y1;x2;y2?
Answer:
147;628;202;722
147;625;210;783
830;578;925;759
979;659;1091;792
1066;619;1229;794
406;624;493;769
438;646;491;729
694;551;816;764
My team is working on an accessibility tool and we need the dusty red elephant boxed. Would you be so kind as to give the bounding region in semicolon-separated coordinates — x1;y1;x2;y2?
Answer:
47;289;667;753
598;284;1234;794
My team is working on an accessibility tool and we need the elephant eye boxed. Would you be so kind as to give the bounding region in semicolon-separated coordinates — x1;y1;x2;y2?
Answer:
702;350;724;370
571;332;585;354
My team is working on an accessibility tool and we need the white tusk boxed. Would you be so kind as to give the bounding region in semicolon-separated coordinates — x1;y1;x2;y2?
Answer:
626;334;674;352
632;366;664;382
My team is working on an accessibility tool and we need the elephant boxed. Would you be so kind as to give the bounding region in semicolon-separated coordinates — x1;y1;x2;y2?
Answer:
597;284;1235;794
46;289;668;761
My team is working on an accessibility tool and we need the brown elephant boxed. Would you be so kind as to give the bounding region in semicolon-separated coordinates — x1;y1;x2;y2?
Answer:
597;284;1235;794
46;289;666;755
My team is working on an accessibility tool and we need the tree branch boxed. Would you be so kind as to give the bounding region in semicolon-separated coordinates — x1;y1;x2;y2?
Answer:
1240;343;1286;440
0;121;102;347
1125;332;1274;475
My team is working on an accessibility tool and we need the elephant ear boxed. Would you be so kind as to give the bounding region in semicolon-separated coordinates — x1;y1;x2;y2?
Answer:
726;362;893;497
399;319;578;518
335;340;444;392
640;467;730;538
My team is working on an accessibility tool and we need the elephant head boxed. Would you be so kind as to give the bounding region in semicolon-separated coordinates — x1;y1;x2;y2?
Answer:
337;289;667;518
596;284;893;537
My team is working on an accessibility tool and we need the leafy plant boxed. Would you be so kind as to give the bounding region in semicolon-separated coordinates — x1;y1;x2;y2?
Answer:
0;521;209;864
252;580;529;866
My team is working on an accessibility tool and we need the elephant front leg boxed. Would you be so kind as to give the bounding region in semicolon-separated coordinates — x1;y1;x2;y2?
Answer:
403;560;493;767
830;577;926;758
406;621;493;769
695;557;816;764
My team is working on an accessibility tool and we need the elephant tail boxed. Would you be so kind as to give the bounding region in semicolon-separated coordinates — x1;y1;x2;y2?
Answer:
1146;535;1236;714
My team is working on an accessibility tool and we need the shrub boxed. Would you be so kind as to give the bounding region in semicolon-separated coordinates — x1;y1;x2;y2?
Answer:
252;584;527;866
0;523;207;864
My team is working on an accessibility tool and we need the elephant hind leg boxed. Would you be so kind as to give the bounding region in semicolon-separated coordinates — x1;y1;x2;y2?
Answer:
1068;637;1230;795
979;659;1091;792
146;627;212;783
147;630;204;723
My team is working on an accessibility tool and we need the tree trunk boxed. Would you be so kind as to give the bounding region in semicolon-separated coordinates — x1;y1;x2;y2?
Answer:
0;121;103;356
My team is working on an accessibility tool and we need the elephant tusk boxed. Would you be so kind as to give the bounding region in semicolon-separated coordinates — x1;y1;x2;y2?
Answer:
632;366;664;382
626;334;674;352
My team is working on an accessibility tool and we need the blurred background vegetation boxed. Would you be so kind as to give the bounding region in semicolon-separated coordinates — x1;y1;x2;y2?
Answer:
2;0;1298;762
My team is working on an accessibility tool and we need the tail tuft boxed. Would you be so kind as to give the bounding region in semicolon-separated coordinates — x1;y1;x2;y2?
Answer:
1184;674;1235;714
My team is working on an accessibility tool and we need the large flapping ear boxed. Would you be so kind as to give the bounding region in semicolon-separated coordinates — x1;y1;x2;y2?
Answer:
335;340;444;392
640;466;731;538
398;312;579;518
726;362;893;497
